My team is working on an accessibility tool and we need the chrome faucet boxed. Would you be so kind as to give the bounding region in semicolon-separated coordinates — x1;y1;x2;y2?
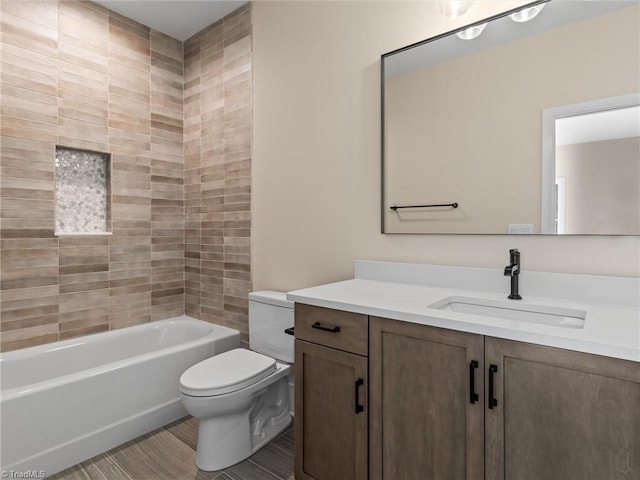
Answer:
504;249;523;300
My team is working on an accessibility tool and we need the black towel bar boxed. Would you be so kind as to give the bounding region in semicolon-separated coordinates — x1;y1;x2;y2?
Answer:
390;202;458;211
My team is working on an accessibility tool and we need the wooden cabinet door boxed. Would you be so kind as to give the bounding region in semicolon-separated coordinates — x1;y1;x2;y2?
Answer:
294;339;368;480
485;337;640;480
369;317;484;480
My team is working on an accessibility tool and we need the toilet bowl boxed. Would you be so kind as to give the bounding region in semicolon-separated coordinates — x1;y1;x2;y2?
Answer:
179;291;294;471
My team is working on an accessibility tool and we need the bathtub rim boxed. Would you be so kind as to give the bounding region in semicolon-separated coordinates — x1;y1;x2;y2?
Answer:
0;316;240;401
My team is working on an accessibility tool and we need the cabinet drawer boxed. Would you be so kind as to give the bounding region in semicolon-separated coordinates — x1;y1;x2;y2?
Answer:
295;304;368;356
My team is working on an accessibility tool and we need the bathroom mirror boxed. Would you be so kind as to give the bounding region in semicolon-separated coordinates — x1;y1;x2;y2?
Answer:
382;0;640;235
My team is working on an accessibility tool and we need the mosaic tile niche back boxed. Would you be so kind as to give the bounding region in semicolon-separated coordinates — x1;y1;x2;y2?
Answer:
55;147;110;234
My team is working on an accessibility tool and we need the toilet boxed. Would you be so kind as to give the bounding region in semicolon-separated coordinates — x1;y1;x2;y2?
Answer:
179;291;294;471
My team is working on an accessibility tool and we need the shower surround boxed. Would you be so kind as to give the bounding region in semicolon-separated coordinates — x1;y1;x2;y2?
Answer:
0;1;253;351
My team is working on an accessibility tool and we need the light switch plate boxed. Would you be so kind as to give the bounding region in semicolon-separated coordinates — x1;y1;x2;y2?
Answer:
507;224;534;234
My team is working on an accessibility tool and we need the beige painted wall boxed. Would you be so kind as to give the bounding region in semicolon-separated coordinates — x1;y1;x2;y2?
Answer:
384;5;639;233
557;137;640;235
251;1;640;292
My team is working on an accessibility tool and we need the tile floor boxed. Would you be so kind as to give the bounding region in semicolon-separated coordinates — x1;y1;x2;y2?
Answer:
49;417;294;480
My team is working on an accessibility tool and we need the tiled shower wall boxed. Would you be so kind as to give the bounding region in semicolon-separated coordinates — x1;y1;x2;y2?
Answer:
0;1;251;351
184;5;253;345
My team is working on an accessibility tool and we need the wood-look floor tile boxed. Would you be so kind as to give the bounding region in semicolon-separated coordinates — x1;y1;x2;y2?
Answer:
164;415;199;450
222;460;281;480
48;453;132;480
272;427;294;455
246;441;293;480
106;429;213;480
48;416;293;480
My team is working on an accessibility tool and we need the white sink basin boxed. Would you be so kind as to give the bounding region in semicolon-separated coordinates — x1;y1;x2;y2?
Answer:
429;296;586;329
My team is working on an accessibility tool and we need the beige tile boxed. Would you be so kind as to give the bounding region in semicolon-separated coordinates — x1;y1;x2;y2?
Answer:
1;208;53;223
58;311;110;333
57;307;109;325
109;10;150;38
56;137;108;153
59;254;110;267
0;322;58;346
1;104;58;126
58;59;108;84
58;104;108;127
151;55;183;76
58;288;110;305
57;325;106;341
1;44;58;75
59;271;109;285
0;312;58;335
0;237;58;250
151;30;182;61
58;78;108;101
0;10;58;45
1;0;58;29
1;118;58;141
1;86;57;113
108;311;150;330
151;303;183;321
108;27;150;61
0;0;257;349
58;31;107;57
58;0;108;32
58;116;109;143
1;247;58;269
58;44;108;75
1;60;57;89
0;283;57;302
0;330;58;352
0;296;59;323
0;30;57;58
58;85;108;108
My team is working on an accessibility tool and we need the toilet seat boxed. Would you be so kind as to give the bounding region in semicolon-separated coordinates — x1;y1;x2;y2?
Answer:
180;348;277;397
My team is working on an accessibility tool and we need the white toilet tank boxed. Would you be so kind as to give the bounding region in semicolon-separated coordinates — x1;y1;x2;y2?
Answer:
248;291;294;363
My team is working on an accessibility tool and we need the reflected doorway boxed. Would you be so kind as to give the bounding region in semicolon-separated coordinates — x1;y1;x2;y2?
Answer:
542;94;640;234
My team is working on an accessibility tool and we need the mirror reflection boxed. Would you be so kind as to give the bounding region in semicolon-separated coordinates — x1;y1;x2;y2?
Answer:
382;0;640;235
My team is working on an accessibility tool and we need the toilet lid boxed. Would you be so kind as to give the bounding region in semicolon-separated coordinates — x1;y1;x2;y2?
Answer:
180;348;277;397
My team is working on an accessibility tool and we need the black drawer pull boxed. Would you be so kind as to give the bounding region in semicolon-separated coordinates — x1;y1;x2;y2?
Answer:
284;327;295;336
488;364;498;409
311;322;341;333
469;360;479;404
355;378;364;414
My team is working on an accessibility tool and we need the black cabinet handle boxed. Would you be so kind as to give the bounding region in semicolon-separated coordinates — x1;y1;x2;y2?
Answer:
469;360;479;404
355;378;364;414
311;322;341;333
284;327;295;336
488;364;498;409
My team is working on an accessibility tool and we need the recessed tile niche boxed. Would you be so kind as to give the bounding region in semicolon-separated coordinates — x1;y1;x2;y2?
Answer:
55;146;111;234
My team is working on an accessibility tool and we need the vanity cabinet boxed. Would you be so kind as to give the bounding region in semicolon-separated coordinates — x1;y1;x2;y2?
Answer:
485;337;640;480
296;306;639;480
369;316;484;480
294;304;368;480
369;316;640;480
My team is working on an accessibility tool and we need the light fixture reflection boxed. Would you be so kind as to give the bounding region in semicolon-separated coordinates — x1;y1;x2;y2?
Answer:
510;3;545;23
438;0;474;19
456;22;487;40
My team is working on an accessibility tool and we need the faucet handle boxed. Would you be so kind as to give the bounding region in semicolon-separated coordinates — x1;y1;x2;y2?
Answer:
504;265;517;276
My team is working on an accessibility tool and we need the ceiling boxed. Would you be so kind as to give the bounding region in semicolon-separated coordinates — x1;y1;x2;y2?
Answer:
91;0;247;41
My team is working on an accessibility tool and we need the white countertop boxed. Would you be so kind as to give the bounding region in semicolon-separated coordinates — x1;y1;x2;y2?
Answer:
287;261;640;362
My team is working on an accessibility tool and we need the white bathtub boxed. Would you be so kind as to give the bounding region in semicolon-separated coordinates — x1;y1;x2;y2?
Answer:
0;316;240;476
